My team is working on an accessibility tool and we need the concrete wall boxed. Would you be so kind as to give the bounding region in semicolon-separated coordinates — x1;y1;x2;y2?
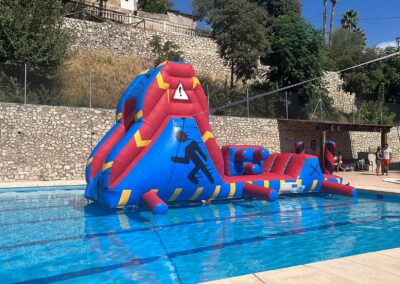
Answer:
64;18;229;79
0;103;398;182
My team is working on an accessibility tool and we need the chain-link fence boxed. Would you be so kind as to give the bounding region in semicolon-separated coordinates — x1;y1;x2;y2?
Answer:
1;61;399;125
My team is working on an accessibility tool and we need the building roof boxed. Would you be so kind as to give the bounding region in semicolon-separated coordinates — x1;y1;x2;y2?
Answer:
277;119;394;133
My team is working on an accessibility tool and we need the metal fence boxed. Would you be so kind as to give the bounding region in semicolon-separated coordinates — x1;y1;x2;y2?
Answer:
1;61;399;125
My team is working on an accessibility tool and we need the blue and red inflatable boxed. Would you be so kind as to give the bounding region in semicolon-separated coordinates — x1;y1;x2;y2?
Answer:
85;62;357;214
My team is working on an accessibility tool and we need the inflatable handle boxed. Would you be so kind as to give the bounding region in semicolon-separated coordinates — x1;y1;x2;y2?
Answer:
252;148;269;161
321;180;358;197
142;190;168;215
244;163;261;175
243;183;278;201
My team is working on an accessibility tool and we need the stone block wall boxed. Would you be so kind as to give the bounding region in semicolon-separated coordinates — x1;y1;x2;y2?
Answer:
323;72;356;114
0;103;398;182
64;18;229;79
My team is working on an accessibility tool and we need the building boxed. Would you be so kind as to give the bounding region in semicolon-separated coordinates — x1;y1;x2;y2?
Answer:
76;0;197;29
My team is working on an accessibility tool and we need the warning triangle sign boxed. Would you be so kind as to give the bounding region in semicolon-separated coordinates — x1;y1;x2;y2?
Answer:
173;82;189;101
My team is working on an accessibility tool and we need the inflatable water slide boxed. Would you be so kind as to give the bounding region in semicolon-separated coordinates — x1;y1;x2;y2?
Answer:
85;61;357;214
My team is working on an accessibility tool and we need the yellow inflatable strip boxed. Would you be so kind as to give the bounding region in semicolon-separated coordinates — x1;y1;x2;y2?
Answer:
168;188;183;202
116;112;123;122
193;77;200;89
134;131;151;148
102;161;113;171
156;72;169;90
117;190;131;208
210;185;220;200
190;187;204;201
138;69;149;75
280;180;285;189
86;157;93;166
264;180;270;188
135;110;143;121
297;179;302;186
228;183;236;198
309;180;318;192
202;131;214;143
157;61;168;68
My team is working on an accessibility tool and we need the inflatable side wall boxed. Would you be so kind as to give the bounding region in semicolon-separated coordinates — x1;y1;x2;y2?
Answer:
85;62;356;213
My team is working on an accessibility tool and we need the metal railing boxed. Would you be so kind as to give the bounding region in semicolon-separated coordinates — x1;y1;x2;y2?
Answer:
73;3;209;37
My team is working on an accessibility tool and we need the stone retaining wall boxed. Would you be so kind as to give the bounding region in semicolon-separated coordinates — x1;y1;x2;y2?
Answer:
0;103;398;182
64;18;230;79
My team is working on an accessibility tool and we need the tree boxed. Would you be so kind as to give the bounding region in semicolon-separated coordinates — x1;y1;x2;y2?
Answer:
149;36;184;66
329;0;338;45
0;0;71;70
264;16;326;106
323;0;328;42
341;9;359;32
207;0;269;88
138;0;172;14
328;28;366;70
249;0;301;18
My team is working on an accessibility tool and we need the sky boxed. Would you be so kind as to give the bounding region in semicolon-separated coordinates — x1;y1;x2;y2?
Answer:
171;0;400;47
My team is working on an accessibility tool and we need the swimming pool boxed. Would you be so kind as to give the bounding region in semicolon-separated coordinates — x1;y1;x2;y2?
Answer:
1;188;400;283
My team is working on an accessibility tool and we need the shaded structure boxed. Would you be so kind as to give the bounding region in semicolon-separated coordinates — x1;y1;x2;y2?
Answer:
278;119;393;163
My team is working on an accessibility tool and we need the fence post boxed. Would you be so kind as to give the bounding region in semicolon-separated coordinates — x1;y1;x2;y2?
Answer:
89;70;92;108
246;88;249;118
24;64;27;104
285;91;288;119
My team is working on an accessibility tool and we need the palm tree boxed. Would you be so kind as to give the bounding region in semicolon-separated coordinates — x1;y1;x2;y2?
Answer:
323;0;328;42
341;9;359;32
329;0;338;45
355;28;367;43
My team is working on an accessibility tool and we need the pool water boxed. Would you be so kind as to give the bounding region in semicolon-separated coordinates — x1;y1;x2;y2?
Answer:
1;189;400;283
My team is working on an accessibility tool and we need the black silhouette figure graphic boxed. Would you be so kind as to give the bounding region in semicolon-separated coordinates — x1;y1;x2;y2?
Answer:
171;130;214;184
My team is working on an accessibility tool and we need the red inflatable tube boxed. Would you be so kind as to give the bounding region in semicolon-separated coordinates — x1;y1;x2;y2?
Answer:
243;183;278;202
234;149;245;162
142;190;168;214
244;163;261;175
321;180;358;197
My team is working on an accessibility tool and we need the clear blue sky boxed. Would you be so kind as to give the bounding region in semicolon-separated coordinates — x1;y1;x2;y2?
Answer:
171;0;400;47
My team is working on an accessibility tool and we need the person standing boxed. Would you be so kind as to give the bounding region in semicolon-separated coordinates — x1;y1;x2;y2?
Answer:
375;146;383;176
382;144;392;176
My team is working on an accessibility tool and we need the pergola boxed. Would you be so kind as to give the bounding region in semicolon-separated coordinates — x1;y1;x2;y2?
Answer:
278;119;393;162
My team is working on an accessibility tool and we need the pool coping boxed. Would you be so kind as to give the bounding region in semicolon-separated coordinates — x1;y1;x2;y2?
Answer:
0;180;86;190
201;247;400;283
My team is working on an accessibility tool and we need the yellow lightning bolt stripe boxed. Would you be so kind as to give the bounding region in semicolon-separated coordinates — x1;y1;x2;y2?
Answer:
117;190;131;208
138;69;150;75
202;131;214;143
156;72;170;90
193;77;200;89
135;110;143;121
210;185;221;200
102;161;114;171
157;61;168;68
190;187;204;201
116;112;123;122
134;131;151;147
228;183;236;198
309;180;318;192
264;180;270;188
86;157;94;167
168;188;183;202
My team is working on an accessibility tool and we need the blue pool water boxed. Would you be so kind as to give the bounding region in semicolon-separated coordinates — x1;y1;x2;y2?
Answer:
1;188;400;283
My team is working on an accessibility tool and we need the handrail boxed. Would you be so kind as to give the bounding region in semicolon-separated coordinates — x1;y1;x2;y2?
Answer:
71;2;209;37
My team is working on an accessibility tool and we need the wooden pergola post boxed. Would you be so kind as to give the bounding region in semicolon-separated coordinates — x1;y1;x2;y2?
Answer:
381;131;388;149
320;130;327;166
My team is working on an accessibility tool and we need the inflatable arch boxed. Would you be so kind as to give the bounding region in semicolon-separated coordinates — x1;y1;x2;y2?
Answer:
85;61;357;214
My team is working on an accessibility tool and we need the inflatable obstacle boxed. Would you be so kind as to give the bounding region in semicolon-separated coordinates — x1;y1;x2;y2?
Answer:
85;61;357;214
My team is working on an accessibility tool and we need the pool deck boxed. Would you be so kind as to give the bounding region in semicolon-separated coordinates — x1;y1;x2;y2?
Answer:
202;248;400;284
337;170;400;195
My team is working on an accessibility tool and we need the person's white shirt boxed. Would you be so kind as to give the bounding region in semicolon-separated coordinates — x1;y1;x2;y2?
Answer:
383;147;392;160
